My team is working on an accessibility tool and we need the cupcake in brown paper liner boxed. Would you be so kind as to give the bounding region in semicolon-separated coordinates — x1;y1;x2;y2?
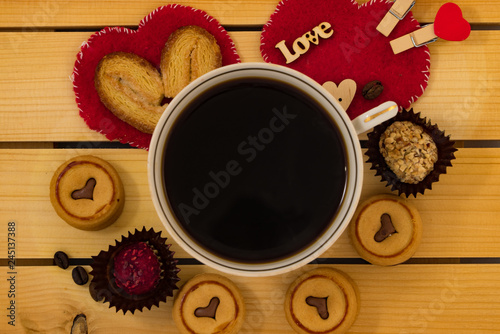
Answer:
89;227;180;314
366;108;457;197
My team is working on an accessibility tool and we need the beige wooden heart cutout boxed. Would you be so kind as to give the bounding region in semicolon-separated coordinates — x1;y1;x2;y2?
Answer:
322;79;357;111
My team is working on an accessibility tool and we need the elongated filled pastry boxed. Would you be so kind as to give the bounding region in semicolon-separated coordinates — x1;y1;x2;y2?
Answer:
161;25;222;98
95;52;165;134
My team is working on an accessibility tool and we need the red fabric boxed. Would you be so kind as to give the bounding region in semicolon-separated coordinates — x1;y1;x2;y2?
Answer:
72;5;240;150
261;0;430;121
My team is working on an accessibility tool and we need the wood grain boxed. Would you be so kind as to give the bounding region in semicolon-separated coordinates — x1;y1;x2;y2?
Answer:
0;1;498;333
0;31;499;142
0;264;499;333
0;0;498;29
0;148;499;260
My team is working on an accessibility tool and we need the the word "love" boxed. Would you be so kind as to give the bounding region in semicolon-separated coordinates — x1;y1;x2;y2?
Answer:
275;22;334;64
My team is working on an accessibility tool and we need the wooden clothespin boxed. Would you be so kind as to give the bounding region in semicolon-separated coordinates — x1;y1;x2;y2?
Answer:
390;2;471;54
390;24;437;54
376;0;416;37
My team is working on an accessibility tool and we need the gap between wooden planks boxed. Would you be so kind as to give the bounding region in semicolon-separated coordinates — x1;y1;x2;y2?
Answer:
0;264;499;333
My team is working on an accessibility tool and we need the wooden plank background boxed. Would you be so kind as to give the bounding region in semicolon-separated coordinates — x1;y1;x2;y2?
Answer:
1;0;499;333
0;148;499;260
0;264;499;333
0;31;498;141
0;4;498;142
1;0;499;28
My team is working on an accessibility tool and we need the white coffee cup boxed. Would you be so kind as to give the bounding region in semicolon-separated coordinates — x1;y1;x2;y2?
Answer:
148;63;396;277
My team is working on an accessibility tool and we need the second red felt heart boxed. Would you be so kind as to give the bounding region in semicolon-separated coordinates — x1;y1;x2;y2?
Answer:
261;0;431;121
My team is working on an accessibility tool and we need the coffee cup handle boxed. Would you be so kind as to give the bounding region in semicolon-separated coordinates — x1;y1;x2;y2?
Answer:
351;101;398;135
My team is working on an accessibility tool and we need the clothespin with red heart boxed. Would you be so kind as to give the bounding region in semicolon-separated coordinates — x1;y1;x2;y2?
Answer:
390;2;471;54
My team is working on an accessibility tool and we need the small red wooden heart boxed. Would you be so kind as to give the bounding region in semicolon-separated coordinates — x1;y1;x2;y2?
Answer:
434;2;471;41
72;5;240;150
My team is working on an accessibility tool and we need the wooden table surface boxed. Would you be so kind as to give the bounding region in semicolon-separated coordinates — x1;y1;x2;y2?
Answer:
1;1;500;333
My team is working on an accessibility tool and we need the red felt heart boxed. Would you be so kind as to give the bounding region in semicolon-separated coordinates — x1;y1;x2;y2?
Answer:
261;0;430;121
434;2;471;41
72;5;240;149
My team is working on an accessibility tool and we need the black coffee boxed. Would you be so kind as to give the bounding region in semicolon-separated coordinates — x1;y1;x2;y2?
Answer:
163;78;347;263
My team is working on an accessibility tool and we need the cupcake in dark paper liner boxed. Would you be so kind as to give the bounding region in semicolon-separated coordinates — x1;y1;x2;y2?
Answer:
366;108;457;197
89;227;180;314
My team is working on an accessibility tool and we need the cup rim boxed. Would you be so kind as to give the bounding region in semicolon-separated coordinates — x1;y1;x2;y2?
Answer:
148;63;363;276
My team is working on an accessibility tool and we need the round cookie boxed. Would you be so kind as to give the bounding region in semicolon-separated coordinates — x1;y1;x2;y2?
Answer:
50;155;124;230
173;273;245;334
284;267;359;334
349;194;423;266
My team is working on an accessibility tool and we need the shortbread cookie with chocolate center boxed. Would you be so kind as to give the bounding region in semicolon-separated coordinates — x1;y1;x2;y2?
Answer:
349;194;423;266
50;155;124;230
173;273;245;334
284;267;359;334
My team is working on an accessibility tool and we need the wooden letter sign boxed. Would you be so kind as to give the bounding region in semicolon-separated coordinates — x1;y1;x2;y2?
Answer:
275;22;334;64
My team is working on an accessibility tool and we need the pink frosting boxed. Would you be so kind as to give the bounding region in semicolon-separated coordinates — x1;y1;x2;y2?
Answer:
113;242;161;295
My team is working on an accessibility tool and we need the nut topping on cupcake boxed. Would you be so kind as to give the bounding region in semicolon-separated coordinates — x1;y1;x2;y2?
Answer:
366;108;457;197
379;121;438;184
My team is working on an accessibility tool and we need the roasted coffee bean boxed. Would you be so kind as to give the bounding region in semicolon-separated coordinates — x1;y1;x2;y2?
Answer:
72;266;89;285
362;80;384;100
53;251;69;269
